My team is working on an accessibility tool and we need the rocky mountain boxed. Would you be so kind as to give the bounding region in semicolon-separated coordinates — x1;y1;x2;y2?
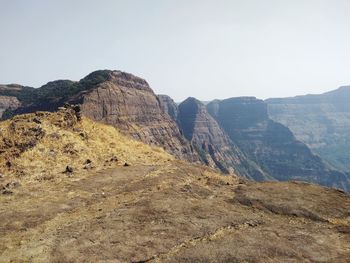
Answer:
267;86;350;172
177;97;263;178
158;94;178;121
0;70;198;162
0;84;34;118
207;97;350;190
0;95;20;118
2;70;350;191
1;110;349;262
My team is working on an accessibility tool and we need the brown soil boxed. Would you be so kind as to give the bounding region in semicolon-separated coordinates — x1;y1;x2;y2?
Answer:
0;162;349;262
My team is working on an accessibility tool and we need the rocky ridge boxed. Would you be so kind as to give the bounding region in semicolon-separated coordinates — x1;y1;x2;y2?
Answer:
177;97;262;178
0;70;198;162
2;70;350;191
267;86;350;172
207;97;350;191
0;110;349;262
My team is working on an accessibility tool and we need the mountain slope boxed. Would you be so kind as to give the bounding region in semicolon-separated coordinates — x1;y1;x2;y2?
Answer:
0;84;35;118
207;97;350;191
267;86;350;172
0;106;173;181
158;94;179;121
177;97;264;178
0;70;198;162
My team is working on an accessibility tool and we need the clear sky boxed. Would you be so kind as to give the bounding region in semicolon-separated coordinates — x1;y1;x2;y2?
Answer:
1;0;350;101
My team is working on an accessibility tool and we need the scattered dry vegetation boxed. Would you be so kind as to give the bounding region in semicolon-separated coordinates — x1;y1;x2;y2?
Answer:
0;107;173;184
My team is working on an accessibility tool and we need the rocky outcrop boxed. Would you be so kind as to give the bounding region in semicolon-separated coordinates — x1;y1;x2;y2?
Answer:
207;97;350;191
0;71;198;162
78;72;197;161
267;86;350;172
0;96;20;118
0;84;34;118
157;94;178;121
177;97;262;177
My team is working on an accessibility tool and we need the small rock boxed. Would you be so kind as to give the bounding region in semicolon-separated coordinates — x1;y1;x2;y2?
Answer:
79;132;87;139
83;159;94;170
5;181;21;189
110;156;118;162
72;105;82;121
72;105;81;113
123;162;130;167
2;189;13;195
0;173;3;179
83;163;94;170
64;166;74;173
5;161;12;168
84;159;92;165
32;117;42;124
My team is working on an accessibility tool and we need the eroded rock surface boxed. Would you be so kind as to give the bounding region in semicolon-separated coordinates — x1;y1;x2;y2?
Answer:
207;97;350;190
158;94;178;121
177;97;259;177
0;84;31;118
78;72;196;161
267;86;350;172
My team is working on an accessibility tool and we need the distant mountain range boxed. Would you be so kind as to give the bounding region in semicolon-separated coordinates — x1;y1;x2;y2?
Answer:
1;70;350;191
267;86;350;172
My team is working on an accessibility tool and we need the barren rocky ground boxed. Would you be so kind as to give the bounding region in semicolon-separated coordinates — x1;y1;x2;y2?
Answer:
1;161;349;262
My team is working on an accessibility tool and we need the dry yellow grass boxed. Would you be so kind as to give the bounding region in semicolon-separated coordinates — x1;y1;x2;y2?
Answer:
0;108;173;183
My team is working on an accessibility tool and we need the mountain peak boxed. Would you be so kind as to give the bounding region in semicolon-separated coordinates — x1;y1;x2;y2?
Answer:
181;96;205;107
81;70;151;91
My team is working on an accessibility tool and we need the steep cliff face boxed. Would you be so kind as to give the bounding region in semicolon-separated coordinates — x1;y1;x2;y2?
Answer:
0;96;20;118
0;70;198;162
157;94;178;121
78;72;197;161
0;84;32;118
177;97;263;177
267;86;350;172
207;97;350;190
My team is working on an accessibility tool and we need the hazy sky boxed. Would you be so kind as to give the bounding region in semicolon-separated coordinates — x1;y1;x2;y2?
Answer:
1;0;350;101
